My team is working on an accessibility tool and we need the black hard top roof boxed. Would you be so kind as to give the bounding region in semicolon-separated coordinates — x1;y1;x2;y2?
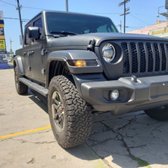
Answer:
25;10;110;27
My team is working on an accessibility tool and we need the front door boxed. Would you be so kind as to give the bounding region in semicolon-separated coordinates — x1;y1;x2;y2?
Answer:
28;17;46;84
28;42;45;83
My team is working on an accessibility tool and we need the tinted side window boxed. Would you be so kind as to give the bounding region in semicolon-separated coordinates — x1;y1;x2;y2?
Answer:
25;24;31;45
24;18;43;46
33;18;43;40
33;18;42;28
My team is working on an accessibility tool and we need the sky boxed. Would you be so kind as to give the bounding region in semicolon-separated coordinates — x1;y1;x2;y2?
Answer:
0;0;166;52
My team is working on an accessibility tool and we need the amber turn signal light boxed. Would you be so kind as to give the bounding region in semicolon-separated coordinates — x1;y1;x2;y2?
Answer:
74;60;86;67
67;59;98;67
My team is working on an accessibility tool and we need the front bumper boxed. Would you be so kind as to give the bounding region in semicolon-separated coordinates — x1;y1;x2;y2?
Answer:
81;75;168;114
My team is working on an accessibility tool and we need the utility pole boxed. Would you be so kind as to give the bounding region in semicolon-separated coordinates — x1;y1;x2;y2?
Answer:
10;40;13;53
119;0;130;33
9;39;14;59
16;0;24;44
160;0;168;21
65;0;69;12
118;20;122;32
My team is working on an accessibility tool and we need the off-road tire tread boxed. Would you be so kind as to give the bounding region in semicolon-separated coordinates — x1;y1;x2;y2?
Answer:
48;75;92;148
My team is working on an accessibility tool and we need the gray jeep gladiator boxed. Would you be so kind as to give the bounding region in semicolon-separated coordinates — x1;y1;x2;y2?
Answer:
14;11;168;148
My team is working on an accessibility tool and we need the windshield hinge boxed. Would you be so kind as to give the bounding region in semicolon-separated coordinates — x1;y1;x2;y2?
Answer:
87;40;96;51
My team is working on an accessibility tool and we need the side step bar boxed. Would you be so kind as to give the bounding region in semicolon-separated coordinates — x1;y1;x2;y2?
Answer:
19;77;48;97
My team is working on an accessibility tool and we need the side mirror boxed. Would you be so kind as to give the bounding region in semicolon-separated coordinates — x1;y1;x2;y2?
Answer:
28;27;40;40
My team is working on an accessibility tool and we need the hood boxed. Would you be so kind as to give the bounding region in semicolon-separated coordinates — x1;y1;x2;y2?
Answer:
48;32;168;48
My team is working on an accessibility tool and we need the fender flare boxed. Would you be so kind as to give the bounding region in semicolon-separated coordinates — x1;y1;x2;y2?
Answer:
13;55;24;76
46;50;103;86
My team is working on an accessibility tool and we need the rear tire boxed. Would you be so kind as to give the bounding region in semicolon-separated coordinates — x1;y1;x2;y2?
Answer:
14;65;28;95
145;105;168;121
48;75;92;149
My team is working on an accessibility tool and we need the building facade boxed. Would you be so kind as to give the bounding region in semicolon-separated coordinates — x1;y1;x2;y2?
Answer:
0;11;7;63
129;21;168;38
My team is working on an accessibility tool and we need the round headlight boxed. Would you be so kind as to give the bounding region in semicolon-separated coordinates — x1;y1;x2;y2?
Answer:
102;43;116;62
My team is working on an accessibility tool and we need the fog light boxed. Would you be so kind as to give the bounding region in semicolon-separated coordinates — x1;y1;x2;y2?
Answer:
110;90;119;100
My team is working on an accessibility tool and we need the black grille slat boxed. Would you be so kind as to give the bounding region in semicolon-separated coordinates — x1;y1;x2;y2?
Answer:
139;43;146;73
136;43;141;73
158;43;165;71
157;43;162;71
127;43;133;74
165;44;168;71
121;42;130;73
143;42;149;73
153;43;160;71
151;43;156;71
121;41;168;76
130;42;138;73
146;43;154;72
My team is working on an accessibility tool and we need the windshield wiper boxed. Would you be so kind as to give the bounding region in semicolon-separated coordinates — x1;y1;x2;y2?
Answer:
50;31;77;36
47;34;60;38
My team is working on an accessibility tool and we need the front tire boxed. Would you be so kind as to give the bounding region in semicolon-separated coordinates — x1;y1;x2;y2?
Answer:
48;75;92;149
14;65;28;95
145;105;168;121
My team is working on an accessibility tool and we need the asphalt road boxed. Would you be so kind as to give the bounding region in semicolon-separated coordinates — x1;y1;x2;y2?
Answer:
0;69;168;168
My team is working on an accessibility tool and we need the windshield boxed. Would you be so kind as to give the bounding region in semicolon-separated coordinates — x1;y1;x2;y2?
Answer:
46;12;118;35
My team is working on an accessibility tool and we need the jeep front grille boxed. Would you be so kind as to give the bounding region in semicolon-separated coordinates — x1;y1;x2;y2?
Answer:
121;41;168;76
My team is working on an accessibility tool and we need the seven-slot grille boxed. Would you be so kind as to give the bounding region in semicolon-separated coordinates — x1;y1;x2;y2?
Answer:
121;41;168;75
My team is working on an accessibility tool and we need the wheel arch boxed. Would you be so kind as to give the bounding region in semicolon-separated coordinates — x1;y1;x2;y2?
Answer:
13;55;24;76
46;50;103;87
47;60;74;87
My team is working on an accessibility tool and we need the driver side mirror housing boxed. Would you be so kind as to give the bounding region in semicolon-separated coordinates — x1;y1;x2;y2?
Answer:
28;26;41;40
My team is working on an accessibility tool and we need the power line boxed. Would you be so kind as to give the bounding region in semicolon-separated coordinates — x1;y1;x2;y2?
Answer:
0;0;46;10
129;14;152;25
0;0;15;6
94;12;120;15
21;6;46;10
3;16;29;22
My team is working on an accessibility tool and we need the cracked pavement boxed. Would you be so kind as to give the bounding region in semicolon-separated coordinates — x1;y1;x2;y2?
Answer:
1;70;168;168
